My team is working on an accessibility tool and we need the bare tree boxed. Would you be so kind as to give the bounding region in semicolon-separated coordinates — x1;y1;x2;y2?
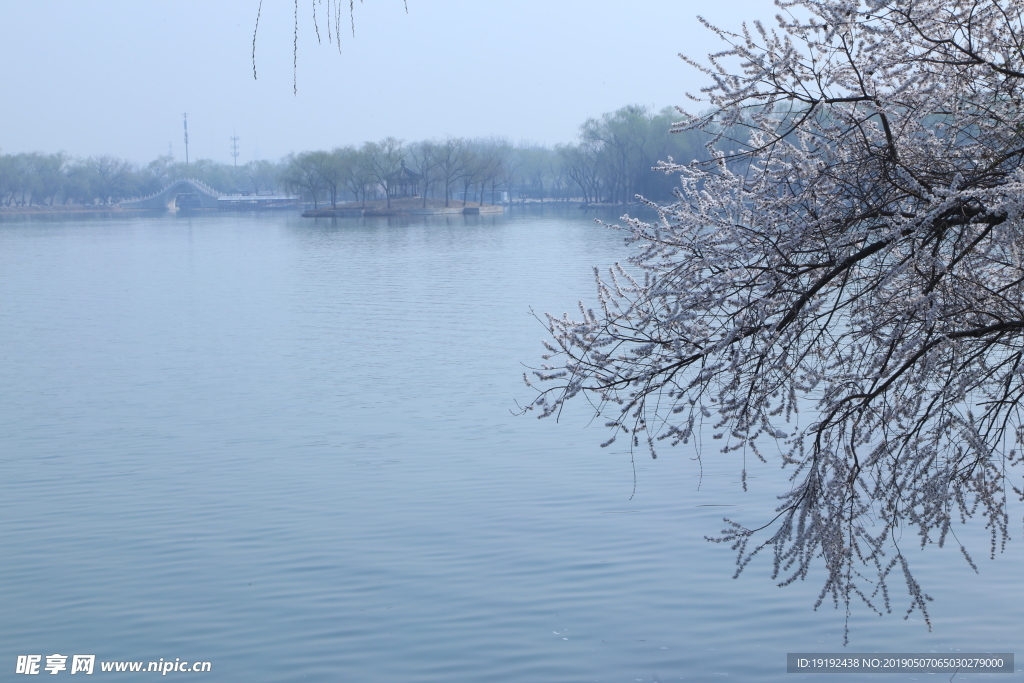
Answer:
363;137;405;209
409;141;441;208
246;160;279;195
458;144;481;207
311;150;343;208
281;151;326;208
526;0;1024;640
501;147;526;204
334;145;373;207
558;142;601;204
581;105;651;203
434;137;465;208
473;139;507;206
91;156;133;205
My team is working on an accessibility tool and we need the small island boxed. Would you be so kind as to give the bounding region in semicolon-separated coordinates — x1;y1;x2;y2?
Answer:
302;197;505;217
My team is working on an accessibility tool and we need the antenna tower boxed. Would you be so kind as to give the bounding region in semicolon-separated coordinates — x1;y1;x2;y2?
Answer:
230;130;240;167
183;113;190;167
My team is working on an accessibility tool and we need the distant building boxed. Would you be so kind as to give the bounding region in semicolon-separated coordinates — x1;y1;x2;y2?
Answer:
217;193;300;210
385;161;422;198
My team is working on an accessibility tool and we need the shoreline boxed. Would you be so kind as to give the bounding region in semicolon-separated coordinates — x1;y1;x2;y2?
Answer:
0;204;140;216
302;205;505;217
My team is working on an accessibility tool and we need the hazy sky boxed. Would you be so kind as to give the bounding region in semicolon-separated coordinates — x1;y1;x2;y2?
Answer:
2;0;775;163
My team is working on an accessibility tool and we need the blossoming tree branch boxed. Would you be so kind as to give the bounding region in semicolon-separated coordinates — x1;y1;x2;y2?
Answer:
527;0;1024;639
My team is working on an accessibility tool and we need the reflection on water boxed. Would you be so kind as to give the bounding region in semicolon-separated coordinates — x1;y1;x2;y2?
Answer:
0;211;1021;681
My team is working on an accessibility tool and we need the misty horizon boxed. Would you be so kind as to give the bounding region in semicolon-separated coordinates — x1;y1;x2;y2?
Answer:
4;102;678;166
1;0;774;163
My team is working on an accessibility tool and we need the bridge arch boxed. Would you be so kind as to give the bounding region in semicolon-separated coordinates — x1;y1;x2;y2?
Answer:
121;178;221;210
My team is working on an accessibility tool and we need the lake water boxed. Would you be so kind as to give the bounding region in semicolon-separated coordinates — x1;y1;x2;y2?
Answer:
2;210;1022;681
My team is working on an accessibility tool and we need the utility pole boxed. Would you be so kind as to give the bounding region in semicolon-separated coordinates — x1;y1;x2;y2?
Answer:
230;130;240;167
182;113;189;168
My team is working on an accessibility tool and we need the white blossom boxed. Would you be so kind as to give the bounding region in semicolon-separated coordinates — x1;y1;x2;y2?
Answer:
527;0;1024;642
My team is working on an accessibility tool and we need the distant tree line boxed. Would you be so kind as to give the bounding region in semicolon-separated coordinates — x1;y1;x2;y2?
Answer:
282;105;713;209
0;152;283;207
0;105;712;208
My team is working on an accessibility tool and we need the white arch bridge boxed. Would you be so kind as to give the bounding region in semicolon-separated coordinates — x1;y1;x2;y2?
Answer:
121;178;221;210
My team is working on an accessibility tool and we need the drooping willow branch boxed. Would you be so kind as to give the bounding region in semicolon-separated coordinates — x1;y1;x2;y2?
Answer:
251;0;409;93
